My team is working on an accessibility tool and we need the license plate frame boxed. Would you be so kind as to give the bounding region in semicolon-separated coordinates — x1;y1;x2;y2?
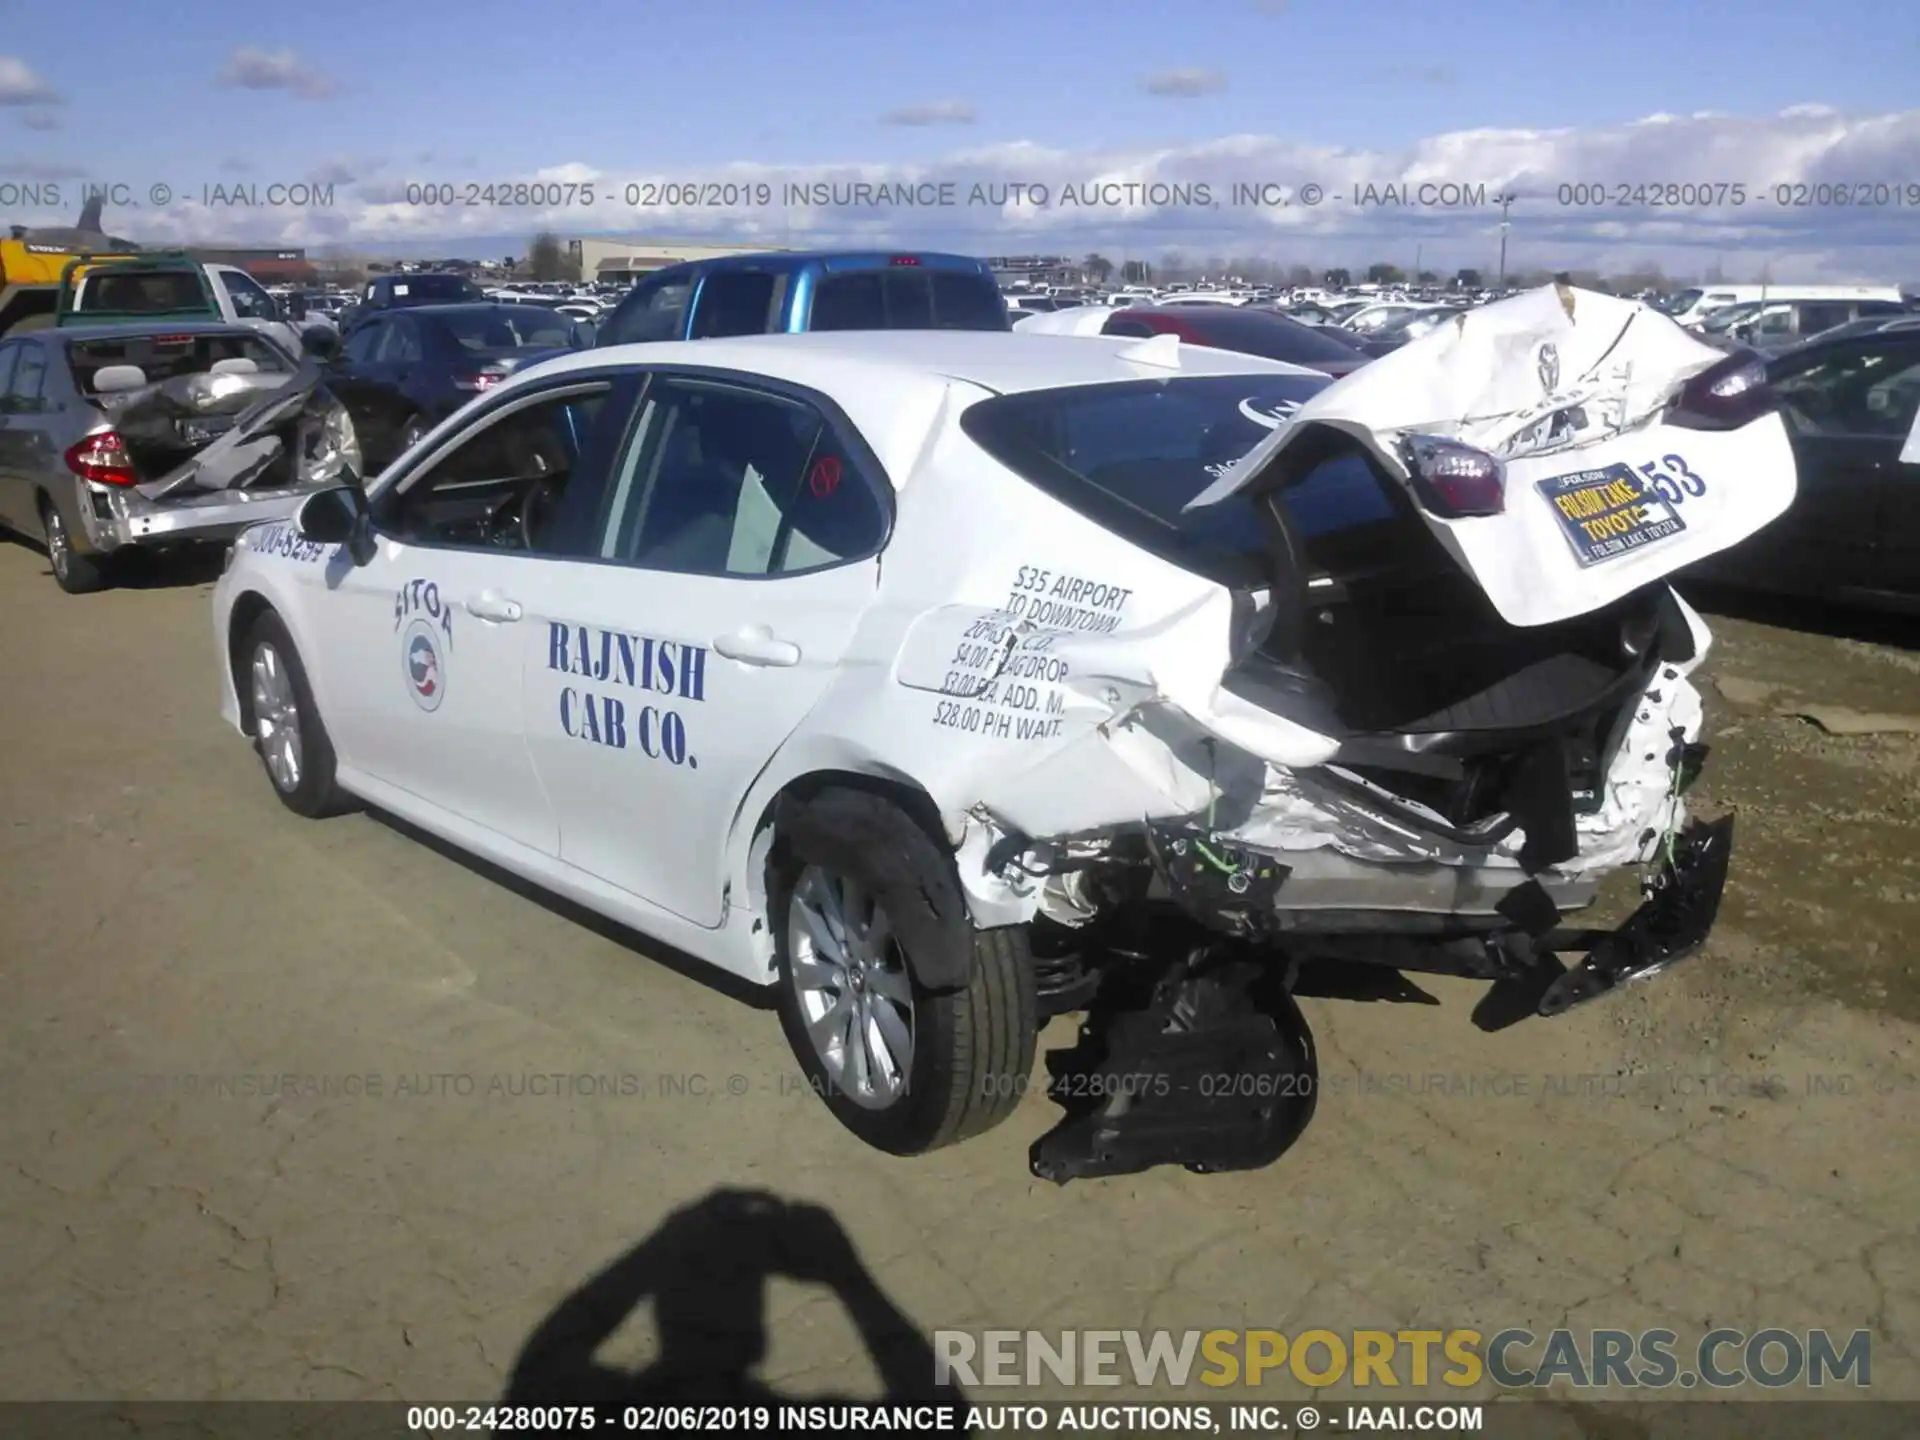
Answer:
1536;462;1687;566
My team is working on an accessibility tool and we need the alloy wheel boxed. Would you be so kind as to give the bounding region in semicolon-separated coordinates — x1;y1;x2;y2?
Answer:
788;865;916;1109
250;643;304;793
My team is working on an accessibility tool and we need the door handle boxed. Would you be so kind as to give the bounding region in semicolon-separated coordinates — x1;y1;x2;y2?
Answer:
712;625;800;666
465;591;522;622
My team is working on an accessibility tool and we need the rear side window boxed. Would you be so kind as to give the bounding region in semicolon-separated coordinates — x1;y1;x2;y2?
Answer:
81;270;206;313
689;271;783;339
592;379;888;576
961;374;1394;585
810;268;1009;331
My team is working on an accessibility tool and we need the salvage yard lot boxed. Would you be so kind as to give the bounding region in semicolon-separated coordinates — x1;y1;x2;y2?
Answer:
0;538;1916;1406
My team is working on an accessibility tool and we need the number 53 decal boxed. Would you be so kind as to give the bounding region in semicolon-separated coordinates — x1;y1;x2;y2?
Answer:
1638;454;1708;505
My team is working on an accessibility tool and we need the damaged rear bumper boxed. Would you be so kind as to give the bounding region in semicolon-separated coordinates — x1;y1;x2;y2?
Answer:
78;480;321;553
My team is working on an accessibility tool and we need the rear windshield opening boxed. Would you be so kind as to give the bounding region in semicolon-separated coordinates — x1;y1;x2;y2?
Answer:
810;268;1009;332
439;307;578;352
959;375;1394;583
68;332;295;395
79;271;207;314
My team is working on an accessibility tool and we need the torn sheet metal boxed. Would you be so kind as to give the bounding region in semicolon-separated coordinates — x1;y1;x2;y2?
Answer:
1184;285;1798;629
106;362;356;500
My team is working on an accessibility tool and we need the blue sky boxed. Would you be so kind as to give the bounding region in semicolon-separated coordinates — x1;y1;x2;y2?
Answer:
5;0;1919;276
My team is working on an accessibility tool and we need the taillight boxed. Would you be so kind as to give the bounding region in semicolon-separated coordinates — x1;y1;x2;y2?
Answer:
66;431;139;486
1401;434;1505;517
1668;349;1776;430
888;255;921;266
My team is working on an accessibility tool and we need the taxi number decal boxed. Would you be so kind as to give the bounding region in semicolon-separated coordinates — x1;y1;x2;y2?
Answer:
1637;454;1708;506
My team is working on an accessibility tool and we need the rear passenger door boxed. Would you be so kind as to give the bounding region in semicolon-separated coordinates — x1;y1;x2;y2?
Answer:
0;342;26;529
515;371;892;926
2;341;61;531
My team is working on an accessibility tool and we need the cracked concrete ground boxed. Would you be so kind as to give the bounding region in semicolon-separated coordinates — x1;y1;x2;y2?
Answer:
1;540;1916;1414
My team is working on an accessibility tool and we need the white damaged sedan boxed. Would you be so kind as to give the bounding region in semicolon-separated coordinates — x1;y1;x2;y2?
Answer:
211;287;1793;1181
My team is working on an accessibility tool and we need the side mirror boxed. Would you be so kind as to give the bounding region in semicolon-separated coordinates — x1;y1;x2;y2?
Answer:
1733;323;1755;342
301;325;341;360
294;484;376;565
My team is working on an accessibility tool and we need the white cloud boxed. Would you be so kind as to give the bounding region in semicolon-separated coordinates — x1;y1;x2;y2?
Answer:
882;101;977;126
1143;68;1228;98
30;107;1920;281
18;108;59;131
215;46;338;100
0;57;60;105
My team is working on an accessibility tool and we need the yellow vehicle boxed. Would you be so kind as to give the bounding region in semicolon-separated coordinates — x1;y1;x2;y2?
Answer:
0;197;142;338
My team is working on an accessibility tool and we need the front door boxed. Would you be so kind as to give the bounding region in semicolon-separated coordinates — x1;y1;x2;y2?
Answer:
517;372;892;926
309;375;636;855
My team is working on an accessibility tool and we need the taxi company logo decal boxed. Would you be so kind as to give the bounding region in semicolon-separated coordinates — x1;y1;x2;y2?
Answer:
395;579;454;712
1238;397;1302;430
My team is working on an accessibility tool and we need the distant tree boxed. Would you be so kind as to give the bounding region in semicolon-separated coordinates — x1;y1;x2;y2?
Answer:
1159;250;1187;279
1365;262;1405;285
1121;259;1152;284
1324;267;1351;287
1285;264;1315;287
1416;270;1439;284
1082;252;1114;283
1454;267;1482;289
528;231;580;283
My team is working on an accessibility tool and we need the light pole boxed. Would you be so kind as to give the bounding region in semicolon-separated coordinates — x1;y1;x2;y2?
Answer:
1495;193;1514;287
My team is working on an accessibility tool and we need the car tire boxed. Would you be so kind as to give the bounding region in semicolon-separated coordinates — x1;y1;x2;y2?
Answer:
770;787;1038;1156
397;413;428;457
41;497;108;594
241;610;351;818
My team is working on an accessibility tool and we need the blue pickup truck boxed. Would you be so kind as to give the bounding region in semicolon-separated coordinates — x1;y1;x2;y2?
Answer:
594;250;1010;345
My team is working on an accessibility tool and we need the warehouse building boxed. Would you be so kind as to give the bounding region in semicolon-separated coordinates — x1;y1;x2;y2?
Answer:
568;237;787;284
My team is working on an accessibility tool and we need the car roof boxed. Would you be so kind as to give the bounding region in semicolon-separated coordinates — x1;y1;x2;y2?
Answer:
501;331;1325;485
536;328;1321;393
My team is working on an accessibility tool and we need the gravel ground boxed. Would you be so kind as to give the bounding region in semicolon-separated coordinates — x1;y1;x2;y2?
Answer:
0;541;1915;1419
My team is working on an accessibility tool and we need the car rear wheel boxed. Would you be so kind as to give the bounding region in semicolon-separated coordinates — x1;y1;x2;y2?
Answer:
243;611;351;818
41;499;108;594
770;788;1038;1156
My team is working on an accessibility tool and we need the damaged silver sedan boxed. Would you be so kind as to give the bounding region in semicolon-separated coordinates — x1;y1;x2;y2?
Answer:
0;322;359;593
210;287;1792;1182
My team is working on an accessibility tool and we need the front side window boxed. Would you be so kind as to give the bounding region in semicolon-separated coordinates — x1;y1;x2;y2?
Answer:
599;274;693;344
590;378;886;576
378;386;617;552
343;321;386;364
380;318;424;364
221;271;278;321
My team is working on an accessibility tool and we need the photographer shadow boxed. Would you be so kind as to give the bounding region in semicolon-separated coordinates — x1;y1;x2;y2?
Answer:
503;1188;969;1426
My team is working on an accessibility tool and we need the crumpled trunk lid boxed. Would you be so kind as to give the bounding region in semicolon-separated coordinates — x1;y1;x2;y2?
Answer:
1186;284;1798;628
101;363;349;500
